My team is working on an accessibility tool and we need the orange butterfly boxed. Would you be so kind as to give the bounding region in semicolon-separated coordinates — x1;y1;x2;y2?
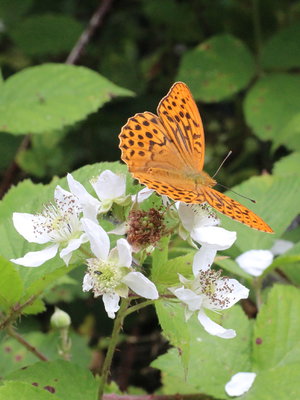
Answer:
119;82;273;233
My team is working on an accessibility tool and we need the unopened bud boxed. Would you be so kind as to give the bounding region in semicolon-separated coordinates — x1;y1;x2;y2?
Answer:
50;307;71;329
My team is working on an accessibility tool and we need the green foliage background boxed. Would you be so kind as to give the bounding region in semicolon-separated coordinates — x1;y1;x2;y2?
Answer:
1;0;300;399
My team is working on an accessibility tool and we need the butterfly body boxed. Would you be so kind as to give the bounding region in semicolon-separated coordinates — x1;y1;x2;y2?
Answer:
119;82;273;233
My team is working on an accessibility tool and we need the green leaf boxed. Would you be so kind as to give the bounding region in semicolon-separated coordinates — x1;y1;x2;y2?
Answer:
242;364;300;400
0;381;55;400
220;174;300;252
0;64;133;135
273;152;300;176
5;360;98;400
0;331;92;377
177;34;256;102
244;74;300;147
152;306;251;398
151;253;195;291
0;257;23;312
155;300;190;373
10;14;83;57
274;242;300;285
253;285;300;370
261;24;300;70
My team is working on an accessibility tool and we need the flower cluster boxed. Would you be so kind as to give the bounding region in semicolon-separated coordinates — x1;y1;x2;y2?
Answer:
11;169;249;336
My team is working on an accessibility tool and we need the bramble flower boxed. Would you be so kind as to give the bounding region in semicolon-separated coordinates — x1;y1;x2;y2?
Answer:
177;203;237;275
81;218;159;318
236;250;274;277
225;372;256;396
67;171;153;221
169;266;249;339
11;186;87;267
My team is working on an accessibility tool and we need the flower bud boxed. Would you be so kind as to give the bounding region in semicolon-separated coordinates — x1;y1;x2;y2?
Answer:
50;307;71;329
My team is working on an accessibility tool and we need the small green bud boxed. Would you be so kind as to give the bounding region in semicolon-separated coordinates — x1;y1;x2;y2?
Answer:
50;307;71;329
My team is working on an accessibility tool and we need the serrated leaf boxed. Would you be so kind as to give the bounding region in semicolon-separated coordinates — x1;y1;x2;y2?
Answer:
177;34;256;102
253;285;300;370
244;74;300;147
152;306;251;398
151;253;194;291
0;64;133;134
5;360;98;400
261;24;300;70
10;14;83;57
0;257;23;311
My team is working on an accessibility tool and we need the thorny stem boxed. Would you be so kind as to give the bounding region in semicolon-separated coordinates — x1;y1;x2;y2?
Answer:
0;295;38;330
98;298;130;399
6;325;48;361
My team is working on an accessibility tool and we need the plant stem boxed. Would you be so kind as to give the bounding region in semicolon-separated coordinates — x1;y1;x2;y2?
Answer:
98;298;130;399
253;277;263;311
124;300;155;317
6;325;48;361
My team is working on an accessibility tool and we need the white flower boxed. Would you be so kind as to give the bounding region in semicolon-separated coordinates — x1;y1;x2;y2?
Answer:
225;372;256;396
270;239;294;256
81;218;159;318
177;203;220;244
177;203;236;274
236;250;274;277
68;171;153;220
10;186;87;267
169;266;249;339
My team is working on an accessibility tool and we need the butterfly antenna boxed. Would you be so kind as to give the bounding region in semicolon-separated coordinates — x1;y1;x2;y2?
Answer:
212;150;233;178
216;183;256;204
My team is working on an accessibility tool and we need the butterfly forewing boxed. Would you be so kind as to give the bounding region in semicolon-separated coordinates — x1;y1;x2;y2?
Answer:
202;187;273;233
157;82;205;171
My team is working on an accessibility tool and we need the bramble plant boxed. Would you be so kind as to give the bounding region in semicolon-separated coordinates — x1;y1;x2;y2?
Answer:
1;1;300;399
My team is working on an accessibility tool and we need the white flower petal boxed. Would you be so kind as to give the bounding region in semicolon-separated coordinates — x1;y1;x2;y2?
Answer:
192;226;236;249
108;222;128;235
117;238;132;267
122;271;159;299
92;170;126;200
193;246;217;275
236;250;274;277
132;188;154;203
10;244;59;267
81;218;110;260
54;185;80;213
82;273;94;292
169;286;202;312
103;292;120;318
178;203;219;233
13;213;50;244
67;173;101;221
197;309;236;339
270;239;294;256
225;372;256;397
60;233;88;266
203;278;249;310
